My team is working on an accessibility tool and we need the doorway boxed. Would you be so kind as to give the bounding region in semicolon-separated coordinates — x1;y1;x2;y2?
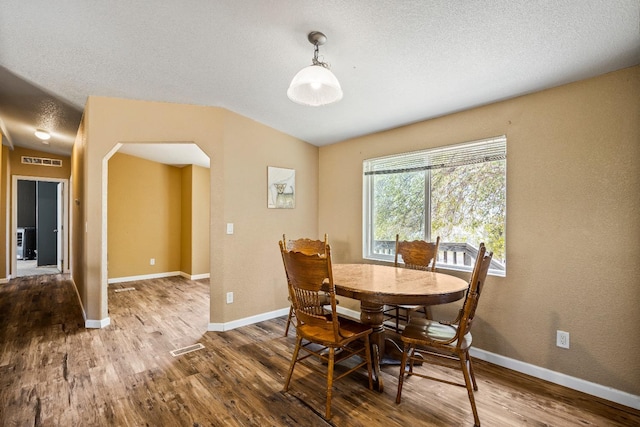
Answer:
12;176;69;278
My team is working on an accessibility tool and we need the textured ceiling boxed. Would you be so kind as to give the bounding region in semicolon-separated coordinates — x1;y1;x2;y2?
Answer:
1;1;639;164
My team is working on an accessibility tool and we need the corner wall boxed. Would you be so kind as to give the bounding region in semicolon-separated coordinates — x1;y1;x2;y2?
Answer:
190;165;210;277
179;164;210;278
107;153;182;279
0;145;7;281
318;65;640;397
74;96;318;329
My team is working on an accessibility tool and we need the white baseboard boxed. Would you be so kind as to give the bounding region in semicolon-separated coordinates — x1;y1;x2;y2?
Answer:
108;271;210;284
85;317;111;329
0;277;8;284
108;271;181;284
470;348;640;411
208;307;290;332
66;275;110;329
304;306;640;410
207;306;359;332
180;271;210;280
336;306;361;320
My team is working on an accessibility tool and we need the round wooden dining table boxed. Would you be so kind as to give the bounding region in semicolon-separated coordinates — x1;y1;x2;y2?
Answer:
331;263;469;391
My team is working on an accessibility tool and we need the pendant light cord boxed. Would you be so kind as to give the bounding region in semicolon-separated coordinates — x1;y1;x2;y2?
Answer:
311;43;330;69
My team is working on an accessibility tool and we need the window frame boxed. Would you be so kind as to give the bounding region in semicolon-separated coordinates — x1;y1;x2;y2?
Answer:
362;136;507;277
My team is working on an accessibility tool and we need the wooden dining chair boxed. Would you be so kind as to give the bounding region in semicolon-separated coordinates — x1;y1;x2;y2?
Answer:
383;234;440;332
281;234;329;336
279;240;374;420
395;243;493;427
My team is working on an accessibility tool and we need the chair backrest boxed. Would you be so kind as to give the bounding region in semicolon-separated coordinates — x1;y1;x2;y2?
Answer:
283;234;328;256
280;235;329;328
455;243;493;342
394;234;440;272
279;240;340;341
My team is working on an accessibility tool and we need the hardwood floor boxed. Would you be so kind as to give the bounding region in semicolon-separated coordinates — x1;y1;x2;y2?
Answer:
1;274;638;426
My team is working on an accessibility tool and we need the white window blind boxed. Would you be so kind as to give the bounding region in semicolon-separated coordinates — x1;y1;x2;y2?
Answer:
364;135;506;175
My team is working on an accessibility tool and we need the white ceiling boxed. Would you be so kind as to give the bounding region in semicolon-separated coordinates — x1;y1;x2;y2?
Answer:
1;1;639;166
117;143;209;169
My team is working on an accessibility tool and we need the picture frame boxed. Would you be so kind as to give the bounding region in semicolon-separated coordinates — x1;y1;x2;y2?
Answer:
268;166;295;209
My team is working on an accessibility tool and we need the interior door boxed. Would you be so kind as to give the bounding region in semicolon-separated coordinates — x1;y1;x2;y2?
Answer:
57;182;63;271
36;181;58;266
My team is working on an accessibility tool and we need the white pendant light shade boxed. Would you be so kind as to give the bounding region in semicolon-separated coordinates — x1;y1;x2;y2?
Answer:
287;31;343;107
287;64;343;106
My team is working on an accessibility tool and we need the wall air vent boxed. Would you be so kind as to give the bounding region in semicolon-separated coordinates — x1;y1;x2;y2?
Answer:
21;156;62;167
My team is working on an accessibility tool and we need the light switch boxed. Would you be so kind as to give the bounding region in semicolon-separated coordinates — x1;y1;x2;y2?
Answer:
226;223;234;234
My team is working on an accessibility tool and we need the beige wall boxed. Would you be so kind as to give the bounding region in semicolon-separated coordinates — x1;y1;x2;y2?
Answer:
107;153;182;278
71;116;87;317
220;109;318;320
318;65;640;395
73;96;317;327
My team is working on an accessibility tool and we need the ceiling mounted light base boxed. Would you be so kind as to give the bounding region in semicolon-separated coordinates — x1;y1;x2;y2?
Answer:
307;31;327;46
287;31;343;107
34;129;51;141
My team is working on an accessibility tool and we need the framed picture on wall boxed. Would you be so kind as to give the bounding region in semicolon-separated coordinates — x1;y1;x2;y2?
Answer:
268;166;295;209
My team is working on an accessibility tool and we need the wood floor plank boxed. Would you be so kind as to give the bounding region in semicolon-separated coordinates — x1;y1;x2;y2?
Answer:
1;274;638;426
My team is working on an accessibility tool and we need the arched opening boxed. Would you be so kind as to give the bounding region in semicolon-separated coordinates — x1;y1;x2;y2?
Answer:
103;142;210;323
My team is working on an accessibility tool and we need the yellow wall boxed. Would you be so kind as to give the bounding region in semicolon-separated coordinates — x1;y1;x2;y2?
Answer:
179;164;210;277
107;153;182;278
318;65;640;395
107;155;209;279
190;165;210;276
8;146;71;179
3;146;71;278
74;96;318;327
0;145;7;281
180;166;193;275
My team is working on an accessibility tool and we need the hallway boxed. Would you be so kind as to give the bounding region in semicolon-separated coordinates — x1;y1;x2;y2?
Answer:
16;260;60;277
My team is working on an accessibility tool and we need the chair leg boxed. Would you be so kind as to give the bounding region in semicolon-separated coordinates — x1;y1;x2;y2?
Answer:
467;352;478;391
407;346;416;375
283;335;302;392
325;347;336;419
423;305;432;320
459;353;480;427
395;342;410;403
284;305;294;337
363;334;374;390
395;306;400;332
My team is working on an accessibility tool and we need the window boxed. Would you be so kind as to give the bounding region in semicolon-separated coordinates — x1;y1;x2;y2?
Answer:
363;136;506;275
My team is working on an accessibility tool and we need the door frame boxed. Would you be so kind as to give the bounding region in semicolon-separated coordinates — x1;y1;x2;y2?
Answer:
11;175;69;278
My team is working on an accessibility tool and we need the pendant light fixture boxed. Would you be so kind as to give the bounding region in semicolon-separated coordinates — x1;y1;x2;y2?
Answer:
287;31;343;106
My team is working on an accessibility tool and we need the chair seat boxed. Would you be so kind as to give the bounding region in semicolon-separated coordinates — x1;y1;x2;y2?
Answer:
298;316;372;346
402;318;473;350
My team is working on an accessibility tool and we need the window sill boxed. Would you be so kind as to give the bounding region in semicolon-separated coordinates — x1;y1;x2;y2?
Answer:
362;256;506;278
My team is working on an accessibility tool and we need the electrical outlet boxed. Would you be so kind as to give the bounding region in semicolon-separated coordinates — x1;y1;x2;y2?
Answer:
150;258;155;266
556;330;570;349
226;292;234;304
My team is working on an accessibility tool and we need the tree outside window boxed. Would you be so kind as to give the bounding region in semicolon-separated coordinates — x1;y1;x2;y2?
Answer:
364;136;506;274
